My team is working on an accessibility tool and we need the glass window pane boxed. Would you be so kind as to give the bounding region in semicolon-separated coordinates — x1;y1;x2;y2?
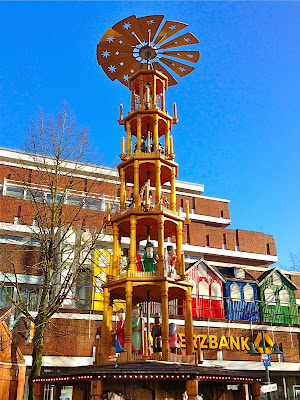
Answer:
67;196;83;206
26;189;44;202
85;198;102;210
6;186;24;199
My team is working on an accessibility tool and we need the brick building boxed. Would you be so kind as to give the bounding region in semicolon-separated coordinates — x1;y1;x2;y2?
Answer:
0;146;300;399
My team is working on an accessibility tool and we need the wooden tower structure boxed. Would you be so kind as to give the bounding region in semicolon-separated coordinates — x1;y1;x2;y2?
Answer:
96;13;201;363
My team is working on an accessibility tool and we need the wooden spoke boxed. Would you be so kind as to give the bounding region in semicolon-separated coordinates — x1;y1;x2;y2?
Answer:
159;57;195;77
161;50;200;63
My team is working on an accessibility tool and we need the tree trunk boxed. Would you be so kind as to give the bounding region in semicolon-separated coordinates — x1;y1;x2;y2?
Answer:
28;320;46;400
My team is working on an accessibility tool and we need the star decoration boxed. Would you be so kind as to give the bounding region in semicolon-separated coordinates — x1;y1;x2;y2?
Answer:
147;20;155;25
184;37;191;42
115;51;120;55
169;25;177;30
123;22;131;30
179;67;186;72
119;62;124;66
187;54;194;58
101;50;110;58
131;31;135;36
108;65;117;73
123;74;129;82
107;36;114;43
130;69;134;73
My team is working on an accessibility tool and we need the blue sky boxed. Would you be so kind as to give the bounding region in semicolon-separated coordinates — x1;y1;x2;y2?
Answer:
0;2;299;270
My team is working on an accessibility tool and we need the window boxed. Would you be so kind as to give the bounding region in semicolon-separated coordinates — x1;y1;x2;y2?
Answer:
243;284;254;302
26;189;44;202
206;235;210;247
0;335;3;351
222;234;227;250
230;282;241;301
85;198;102;211
0;287;14;309
279;289;290;307
198;280;209;299
211;281;222;299
264;288;276;305
6;186;24;199
221;210;224;218
46;193;62;204
66;196;83;206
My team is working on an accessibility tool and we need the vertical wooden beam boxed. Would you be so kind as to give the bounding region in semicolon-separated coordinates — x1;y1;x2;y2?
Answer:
251;382;261;400
90;380;103;400
120;168;125;211
186;380;198;400
165;123;170;157
126;121;132;156
101;288;110;359
161;280;170;360
16;366;26;400
157;214;165;275
124;280;133;360
112;223;119;278
153;114;159;152
134;160;139;207
33;382;44;400
176;221;183;276
155;160;161;207
170;166;176;211
129;215;137;275
185;286;194;355
136;114;142;154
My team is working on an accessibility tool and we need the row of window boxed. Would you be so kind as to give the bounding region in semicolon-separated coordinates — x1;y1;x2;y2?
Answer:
2;184;120;212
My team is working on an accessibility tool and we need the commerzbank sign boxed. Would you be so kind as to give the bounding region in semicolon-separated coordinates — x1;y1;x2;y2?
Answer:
179;334;250;351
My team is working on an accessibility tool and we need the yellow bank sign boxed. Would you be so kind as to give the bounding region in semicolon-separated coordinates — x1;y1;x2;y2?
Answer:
179;334;250;351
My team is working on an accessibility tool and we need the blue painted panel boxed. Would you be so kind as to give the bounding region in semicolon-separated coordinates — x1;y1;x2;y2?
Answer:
224;281;260;321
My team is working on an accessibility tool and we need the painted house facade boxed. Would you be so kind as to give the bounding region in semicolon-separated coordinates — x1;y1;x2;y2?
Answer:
258;268;298;325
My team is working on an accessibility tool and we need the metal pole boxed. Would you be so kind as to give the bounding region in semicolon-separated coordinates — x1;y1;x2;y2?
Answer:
261;330;271;400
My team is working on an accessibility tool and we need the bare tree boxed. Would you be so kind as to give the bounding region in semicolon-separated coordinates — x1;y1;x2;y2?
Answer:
0;103;110;399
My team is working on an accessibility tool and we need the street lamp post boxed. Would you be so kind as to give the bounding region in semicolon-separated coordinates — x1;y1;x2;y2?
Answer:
248;330;282;399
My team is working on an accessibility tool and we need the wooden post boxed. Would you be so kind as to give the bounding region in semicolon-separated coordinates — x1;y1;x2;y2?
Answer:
157;214;165;275
33;382;44;400
124;280;133;360
153;114;159;152
155;160;161;208
101;288;110;359
161;280;170;360
52;386;61;400
129;215;137;274
170;166;176;211
134;160;139;207
126;121;132;156
112;223;119;278
186;380;198;400
185;286;194;355
165;123;170;156
176;221;183;276
233;385;246;400
251;382;261;400
120;168;125;211
136;114;142;154
90;380;103;400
